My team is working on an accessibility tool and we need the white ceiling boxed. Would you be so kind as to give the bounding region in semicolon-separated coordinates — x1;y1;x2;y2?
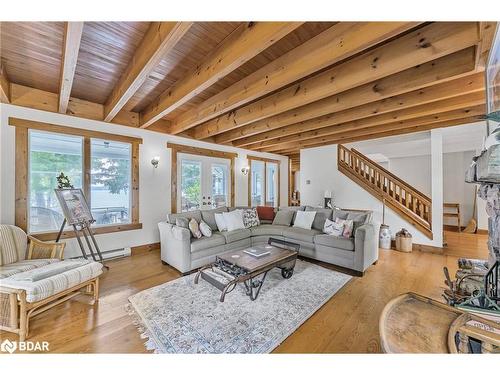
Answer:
348;121;489;159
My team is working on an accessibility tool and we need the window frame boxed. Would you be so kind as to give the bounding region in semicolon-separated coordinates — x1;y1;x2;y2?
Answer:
11;117;142;240
247;155;281;208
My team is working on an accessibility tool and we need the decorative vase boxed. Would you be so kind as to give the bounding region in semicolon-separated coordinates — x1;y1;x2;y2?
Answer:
379;224;392;249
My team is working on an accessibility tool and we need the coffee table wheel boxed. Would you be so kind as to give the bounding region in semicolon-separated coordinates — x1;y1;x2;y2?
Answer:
281;268;294;279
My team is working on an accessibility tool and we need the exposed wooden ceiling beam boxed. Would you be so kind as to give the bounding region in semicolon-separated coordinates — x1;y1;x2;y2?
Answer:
9;82;171;134
190;22;479;140
167;22;419;134
58;22;84;114
475;22;498;69
228;55;479;147
0;63;10;103
246;74;484;150
140;22;304;129
268;105;485;153
261;98;485;152
302;116;485;151
104;22;193;122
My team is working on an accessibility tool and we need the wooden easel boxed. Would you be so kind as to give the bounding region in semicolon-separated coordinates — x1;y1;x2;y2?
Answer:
55;219;109;270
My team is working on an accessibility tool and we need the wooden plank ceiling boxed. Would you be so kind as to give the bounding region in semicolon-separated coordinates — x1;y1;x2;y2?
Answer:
0;21;497;171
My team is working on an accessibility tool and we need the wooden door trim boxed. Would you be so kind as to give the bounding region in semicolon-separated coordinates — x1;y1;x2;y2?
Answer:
247;156;281;207
167;142;236;213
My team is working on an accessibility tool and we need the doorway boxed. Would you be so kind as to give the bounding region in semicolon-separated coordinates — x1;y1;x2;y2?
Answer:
178;154;231;212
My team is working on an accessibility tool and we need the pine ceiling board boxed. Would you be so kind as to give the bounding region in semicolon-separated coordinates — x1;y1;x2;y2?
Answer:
126;22;242;112
0;22;64;93
70;22;151;104
129;22;335;118
163;22;337;120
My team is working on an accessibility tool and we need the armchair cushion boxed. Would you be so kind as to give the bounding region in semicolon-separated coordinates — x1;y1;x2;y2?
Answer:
0;225;27;265
0;260;103;303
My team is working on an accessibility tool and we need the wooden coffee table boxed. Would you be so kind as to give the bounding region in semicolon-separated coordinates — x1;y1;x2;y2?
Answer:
194;238;299;302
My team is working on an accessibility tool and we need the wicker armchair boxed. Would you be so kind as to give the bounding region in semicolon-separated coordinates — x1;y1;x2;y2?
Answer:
0;224;102;341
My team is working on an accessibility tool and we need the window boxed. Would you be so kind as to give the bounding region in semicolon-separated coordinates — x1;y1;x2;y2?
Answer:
250;160;265;206
91;139;132;225
248;157;280;207
13;117;142;237
29;131;83;233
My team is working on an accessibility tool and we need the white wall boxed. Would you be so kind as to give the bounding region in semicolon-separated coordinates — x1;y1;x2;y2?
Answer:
0;104;288;257
442;151;477;227
387;155;431;196
300;144;440;246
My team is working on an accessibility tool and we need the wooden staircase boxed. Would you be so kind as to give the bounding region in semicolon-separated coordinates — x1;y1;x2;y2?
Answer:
338;145;433;239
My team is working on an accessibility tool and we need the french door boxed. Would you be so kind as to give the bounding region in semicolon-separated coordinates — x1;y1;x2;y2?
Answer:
249;157;279;207
178;154;231;212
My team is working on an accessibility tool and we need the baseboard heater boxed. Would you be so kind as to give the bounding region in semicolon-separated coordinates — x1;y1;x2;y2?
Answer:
70;247;131;261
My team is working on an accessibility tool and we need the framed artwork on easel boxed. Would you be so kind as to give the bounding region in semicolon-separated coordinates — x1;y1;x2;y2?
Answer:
54;188;94;225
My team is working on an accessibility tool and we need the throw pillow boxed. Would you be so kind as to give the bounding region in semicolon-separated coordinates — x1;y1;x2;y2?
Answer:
272;210;295;226
242;208;260;228
214;213;227;232
199;220;212;237
293;210;316;230
175;217;189;229
222;209;245;232
189;218;202;239
256;206;275;221
336;218;354;238
324;218;344;236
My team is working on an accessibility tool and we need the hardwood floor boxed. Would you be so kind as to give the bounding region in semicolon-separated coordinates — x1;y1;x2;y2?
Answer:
0;231;489;353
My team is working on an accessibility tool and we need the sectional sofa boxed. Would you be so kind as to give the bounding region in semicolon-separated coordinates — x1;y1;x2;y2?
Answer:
158;206;380;276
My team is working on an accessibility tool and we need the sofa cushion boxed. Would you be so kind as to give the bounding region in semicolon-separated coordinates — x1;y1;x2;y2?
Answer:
0;260;103;303
306;206;333;231
190;233;225;253
347;211;371;224
272;210;294;226
201;207;229;231
332;208;349;221
279;206;305;224
0;259;60;279
167;210;202;224
250;224;288;237
256;206;275;221
220;228;251;244
283;227;321;243
314;234;355;251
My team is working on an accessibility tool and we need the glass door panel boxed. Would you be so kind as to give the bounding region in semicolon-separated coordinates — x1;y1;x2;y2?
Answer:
211;163;229;208
180;159;202;212
178;155;230;212
250;160;265;206
266;162;278;207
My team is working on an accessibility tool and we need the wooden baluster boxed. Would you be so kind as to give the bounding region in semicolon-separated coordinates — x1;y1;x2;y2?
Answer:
481;342;495;353
458;332;470;353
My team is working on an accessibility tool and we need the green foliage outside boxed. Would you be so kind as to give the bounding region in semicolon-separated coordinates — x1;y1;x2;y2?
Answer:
30;151;82;207
181;163;201;206
91;157;130;194
30;151;130;208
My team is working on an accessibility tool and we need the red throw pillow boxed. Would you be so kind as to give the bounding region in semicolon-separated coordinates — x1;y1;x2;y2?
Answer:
256;206;275;221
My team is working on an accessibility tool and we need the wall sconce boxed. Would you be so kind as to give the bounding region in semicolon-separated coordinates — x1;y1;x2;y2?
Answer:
151;156;160;169
241;166;250;175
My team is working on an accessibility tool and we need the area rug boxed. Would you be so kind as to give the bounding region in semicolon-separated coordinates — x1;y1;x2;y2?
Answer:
127;260;351;353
